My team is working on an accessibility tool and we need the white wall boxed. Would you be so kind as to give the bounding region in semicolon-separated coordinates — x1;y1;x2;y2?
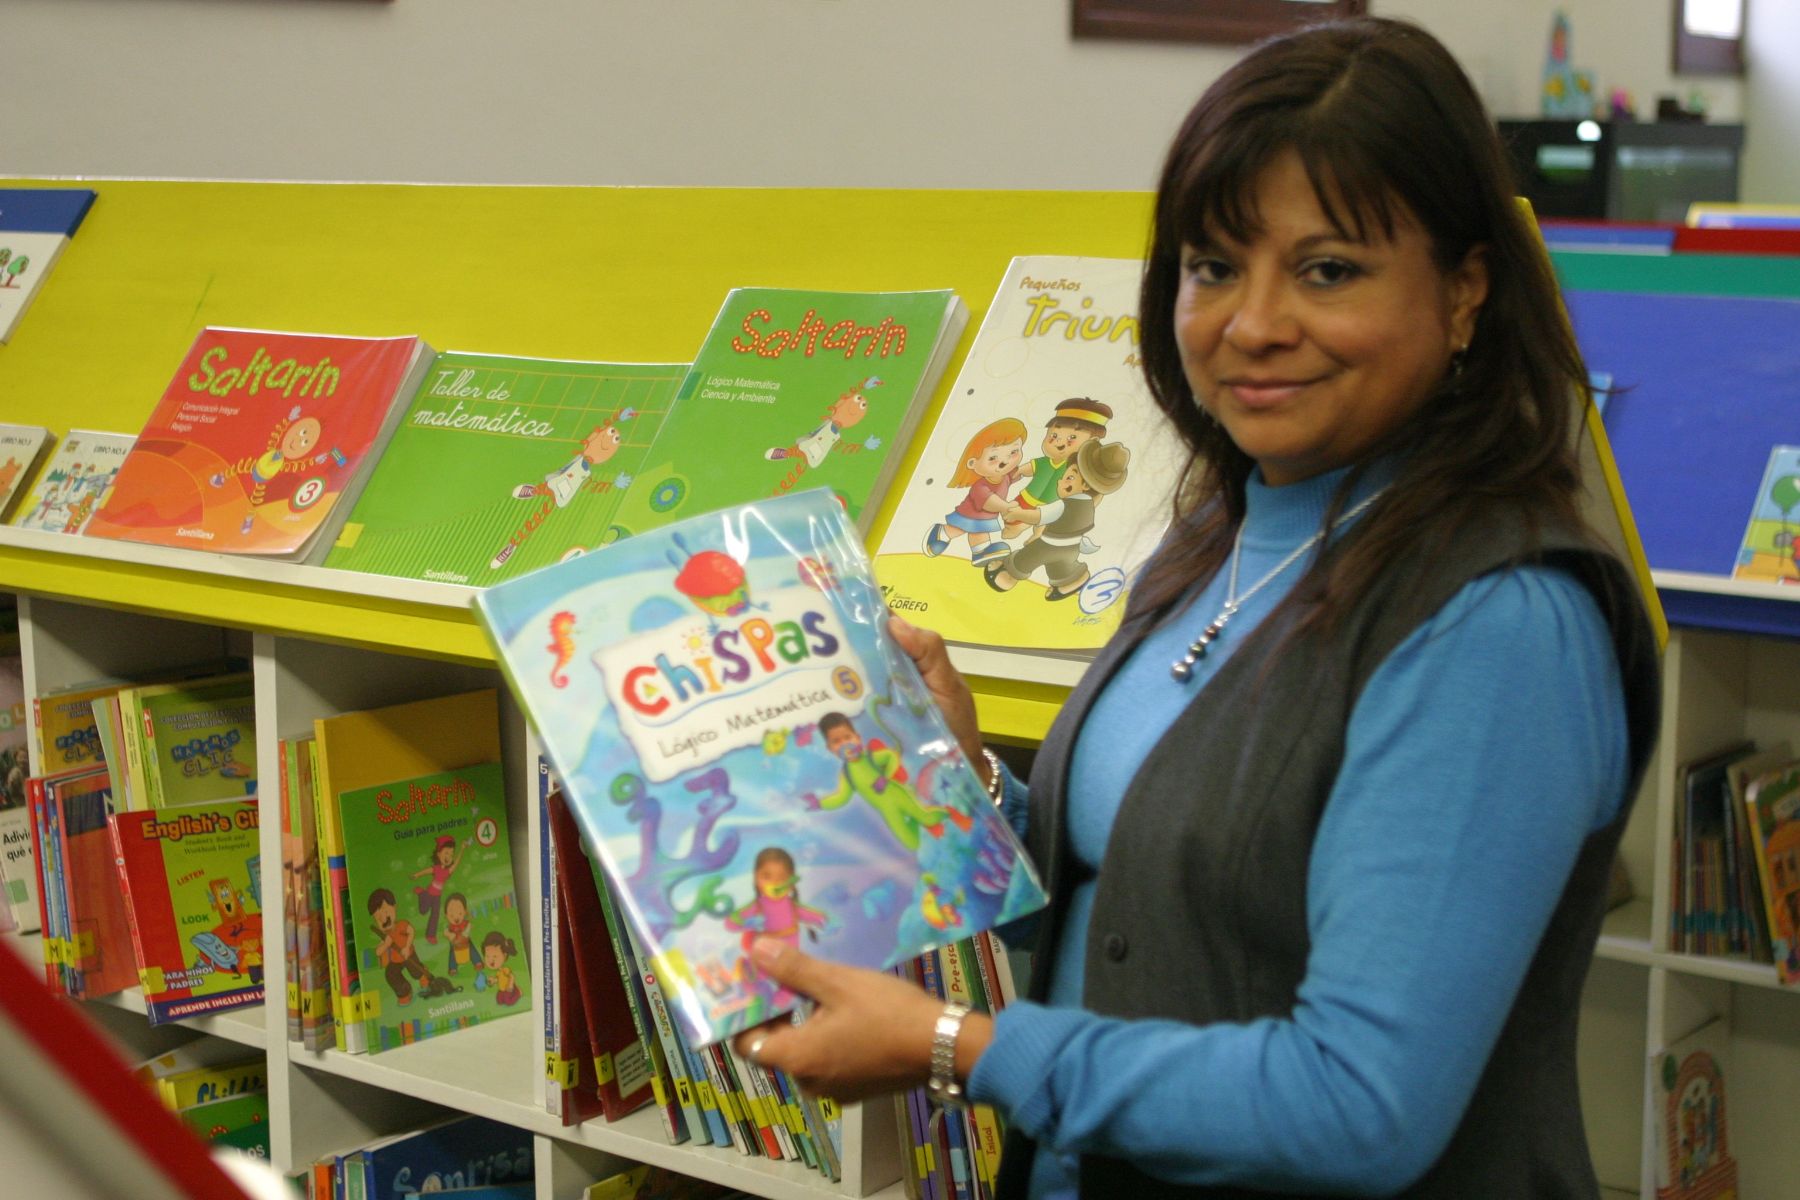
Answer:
1745;0;1800;202
0;0;1752;191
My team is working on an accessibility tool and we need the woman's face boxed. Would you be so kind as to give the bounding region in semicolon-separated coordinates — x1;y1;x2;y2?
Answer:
1174;149;1486;486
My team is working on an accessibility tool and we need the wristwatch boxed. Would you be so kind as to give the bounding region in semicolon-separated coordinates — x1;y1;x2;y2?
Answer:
927;1002;972;1110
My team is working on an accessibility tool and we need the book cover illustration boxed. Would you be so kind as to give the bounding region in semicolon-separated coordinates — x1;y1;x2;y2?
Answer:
347;1114;534;1198
110;798;265;1023
337;760;529;1053
0;423;54;523
873;257;1183;682
1742;761;1800;984
626;287;967;538
0;187;96;344
126;672;257;809
11;430;135;534
324;351;687;585
1651;1018;1739;1200
86;327;432;560
1732;445;1800;583
475;487;1048;1045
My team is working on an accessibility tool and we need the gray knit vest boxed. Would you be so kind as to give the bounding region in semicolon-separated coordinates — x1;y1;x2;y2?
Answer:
997;516;1661;1200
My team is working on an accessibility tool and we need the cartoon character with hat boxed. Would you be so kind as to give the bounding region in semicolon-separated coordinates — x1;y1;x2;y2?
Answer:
410;832;470;945
989;438;1131;601
1003;398;1113;541
764;376;882;468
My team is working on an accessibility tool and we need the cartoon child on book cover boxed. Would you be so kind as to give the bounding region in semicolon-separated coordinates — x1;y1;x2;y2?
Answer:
986;438;1132;602
411;832;469;944
491;415;632;570
763;376;882;469
475;488;1050;1043
367;886;458;1006
922;418;1026;566
1004;398;1113;539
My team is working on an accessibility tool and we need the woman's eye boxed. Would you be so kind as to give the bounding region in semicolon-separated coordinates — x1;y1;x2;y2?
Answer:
1301;258;1361;286
1184;257;1232;285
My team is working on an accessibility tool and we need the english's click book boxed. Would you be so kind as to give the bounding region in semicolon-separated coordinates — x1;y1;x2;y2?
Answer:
627;287;967;539
1732;445;1800;584
0;187;96;344
324;351;687;585
0;423;54;524
10;429;135;534
474;488;1048;1045
109;798;265;1024
336;761;529;1053
85;328;435;562
874;256;1183;686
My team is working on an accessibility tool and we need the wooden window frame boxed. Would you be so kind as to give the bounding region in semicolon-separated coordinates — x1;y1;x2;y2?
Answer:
1072;0;1368;45
1671;0;1746;75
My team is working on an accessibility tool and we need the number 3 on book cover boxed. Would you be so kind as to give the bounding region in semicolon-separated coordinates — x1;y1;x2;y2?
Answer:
475;488;1047;1045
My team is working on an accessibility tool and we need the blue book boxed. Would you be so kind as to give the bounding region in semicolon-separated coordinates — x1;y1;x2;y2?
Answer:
0;188;97;344
473;487;1048;1046
349;1115;532;1198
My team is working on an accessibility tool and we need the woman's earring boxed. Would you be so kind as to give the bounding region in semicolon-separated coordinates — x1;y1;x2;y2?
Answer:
1449;344;1468;378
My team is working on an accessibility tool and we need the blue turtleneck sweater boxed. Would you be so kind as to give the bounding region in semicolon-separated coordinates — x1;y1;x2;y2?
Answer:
967;463;1629;1196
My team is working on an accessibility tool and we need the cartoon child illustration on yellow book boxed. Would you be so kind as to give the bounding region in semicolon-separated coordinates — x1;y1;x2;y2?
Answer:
1003;398;1112;541
987;438;1131;602
491;418;629;570
763;376;882;468
802;711;971;852
923;417;1026;565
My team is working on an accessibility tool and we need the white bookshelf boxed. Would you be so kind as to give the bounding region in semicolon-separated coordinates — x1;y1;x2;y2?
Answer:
8;540;1800;1197
2;559;903;1200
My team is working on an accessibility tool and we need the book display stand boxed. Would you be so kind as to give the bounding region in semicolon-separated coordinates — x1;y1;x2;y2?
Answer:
3;177;1798;1198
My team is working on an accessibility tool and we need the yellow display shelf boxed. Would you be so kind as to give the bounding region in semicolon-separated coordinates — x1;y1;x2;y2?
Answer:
0;178;1155;736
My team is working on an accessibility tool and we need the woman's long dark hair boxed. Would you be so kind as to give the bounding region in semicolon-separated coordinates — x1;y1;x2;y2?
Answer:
1132;16;1591;630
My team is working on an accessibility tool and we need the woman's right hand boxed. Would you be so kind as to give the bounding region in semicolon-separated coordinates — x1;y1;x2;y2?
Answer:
887;613;986;775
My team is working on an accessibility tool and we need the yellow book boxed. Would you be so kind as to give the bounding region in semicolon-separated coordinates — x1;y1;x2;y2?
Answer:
311;689;501;1055
33;680;121;774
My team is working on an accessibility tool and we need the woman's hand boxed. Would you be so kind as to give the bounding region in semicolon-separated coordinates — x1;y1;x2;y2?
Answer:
730;938;991;1102
887;614;985;772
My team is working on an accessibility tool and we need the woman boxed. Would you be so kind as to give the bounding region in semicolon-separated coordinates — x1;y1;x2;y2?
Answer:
733;17;1660;1197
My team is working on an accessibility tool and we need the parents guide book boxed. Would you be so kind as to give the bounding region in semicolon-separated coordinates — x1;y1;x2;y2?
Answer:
474;488;1046;1045
86;327;434;562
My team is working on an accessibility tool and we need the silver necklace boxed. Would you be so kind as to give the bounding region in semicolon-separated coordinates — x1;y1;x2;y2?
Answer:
1170;488;1387;682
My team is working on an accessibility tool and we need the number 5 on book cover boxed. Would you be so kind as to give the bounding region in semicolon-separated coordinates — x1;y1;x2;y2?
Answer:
474;488;1047;1045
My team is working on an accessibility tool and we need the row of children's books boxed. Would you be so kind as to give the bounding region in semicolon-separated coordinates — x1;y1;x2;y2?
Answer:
1672;740;1800;984
1;255;1185;684
290;1113;534;1200
136;1042;272;1161
281;688;528;1055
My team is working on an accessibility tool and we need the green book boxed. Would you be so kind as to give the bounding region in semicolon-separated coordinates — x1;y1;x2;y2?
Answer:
323;351;687;585
624;287;967;537
123;672;257;809
336;761;528;1053
177;1089;271;1157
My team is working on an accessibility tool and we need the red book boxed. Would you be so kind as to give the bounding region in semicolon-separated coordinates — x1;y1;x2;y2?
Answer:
87;327;433;562
546;788;656;1122
48;766;136;999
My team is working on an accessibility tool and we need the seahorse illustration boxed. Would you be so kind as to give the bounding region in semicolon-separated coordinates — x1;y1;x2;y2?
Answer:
547;611;577;688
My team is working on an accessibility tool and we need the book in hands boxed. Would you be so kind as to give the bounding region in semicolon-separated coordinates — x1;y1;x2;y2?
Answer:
474;487;1048;1045
324;351;687;585
86;327;434;561
628;287;968;538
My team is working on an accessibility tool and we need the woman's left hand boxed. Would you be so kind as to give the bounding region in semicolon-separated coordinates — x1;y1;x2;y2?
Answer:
729;937;984;1102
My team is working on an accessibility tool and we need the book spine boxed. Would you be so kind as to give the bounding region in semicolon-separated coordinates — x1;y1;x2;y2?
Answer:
26;779;59;992
593;871;683;1144
539;780;563;1120
106;813;154;1003
280;738;302;1043
623;917;710;1145
120;689;156;811
694;1039;751;1155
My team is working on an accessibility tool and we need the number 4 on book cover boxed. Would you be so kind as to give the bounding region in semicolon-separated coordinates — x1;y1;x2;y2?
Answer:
474;487;1048;1046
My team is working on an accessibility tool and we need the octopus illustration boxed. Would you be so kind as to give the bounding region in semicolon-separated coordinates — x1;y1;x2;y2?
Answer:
613;767;742;939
